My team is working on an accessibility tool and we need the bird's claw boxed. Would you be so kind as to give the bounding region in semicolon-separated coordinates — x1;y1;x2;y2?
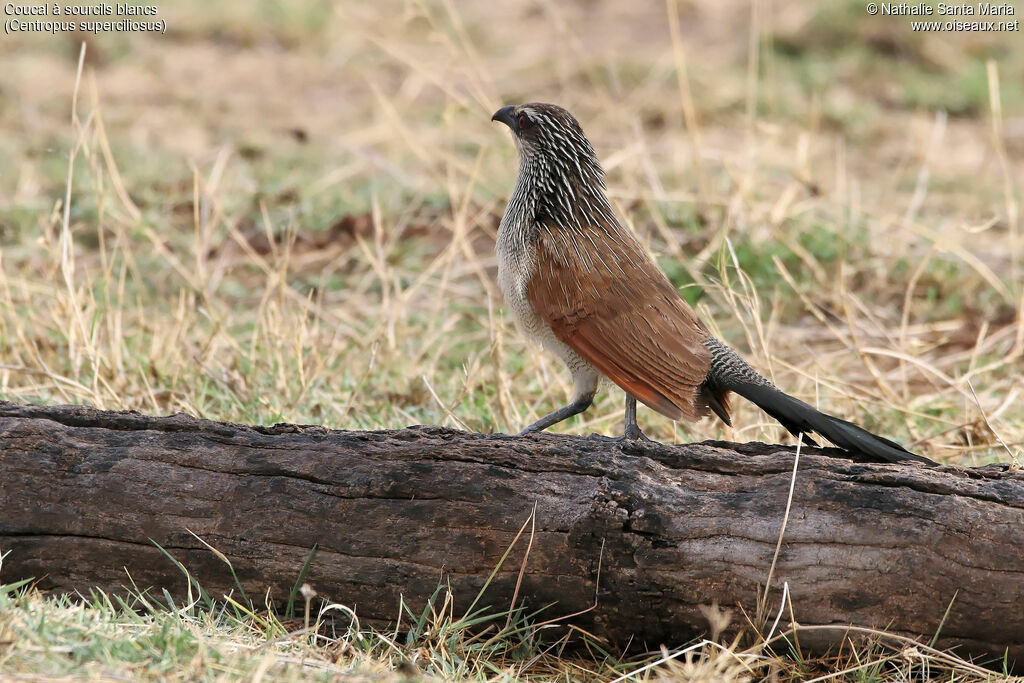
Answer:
585;429;655;443
586;433;622;442
623;424;654;442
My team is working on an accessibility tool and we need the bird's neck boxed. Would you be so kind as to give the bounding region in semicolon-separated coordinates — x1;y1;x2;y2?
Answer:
506;152;622;238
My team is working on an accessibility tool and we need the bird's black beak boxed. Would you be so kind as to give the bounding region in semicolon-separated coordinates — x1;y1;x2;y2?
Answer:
491;105;516;130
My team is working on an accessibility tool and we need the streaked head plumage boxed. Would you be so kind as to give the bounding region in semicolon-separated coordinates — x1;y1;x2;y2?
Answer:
492;102;618;238
491;103;599;168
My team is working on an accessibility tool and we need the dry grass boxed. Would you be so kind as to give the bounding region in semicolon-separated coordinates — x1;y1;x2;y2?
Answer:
0;0;1022;679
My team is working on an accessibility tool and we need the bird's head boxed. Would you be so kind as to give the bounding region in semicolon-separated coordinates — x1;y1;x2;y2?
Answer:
491;103;603;178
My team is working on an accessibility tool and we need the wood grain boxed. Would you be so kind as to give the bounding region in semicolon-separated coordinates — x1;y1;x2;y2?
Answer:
1;401;1021;667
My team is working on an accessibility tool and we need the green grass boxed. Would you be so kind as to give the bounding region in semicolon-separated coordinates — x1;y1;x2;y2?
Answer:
0;0;1022;679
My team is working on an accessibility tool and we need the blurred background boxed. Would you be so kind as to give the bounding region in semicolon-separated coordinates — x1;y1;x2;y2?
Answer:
0;0;1021;463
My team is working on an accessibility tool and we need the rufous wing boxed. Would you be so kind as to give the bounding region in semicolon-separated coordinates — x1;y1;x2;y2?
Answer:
526;223;713;422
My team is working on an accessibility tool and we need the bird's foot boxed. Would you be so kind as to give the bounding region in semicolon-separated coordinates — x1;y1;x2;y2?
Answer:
585;433;623;442
623;423;654;442
585;429;655;443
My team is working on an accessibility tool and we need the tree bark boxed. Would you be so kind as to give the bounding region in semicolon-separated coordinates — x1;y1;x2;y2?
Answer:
1;401;1022;666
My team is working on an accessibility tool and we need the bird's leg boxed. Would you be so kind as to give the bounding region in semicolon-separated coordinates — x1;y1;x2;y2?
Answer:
518;395;593;435
585;395;655;442
623;394;653;441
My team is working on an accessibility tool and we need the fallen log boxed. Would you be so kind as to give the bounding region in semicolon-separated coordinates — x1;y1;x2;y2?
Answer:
1;401;1022;666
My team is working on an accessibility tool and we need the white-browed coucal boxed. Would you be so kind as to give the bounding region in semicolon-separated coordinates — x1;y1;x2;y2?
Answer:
492;102;932;465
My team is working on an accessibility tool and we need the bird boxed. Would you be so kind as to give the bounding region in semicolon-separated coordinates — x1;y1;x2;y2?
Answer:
490;102;934;465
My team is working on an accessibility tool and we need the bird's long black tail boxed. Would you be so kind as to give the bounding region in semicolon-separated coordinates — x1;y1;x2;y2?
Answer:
731;381;934;464
703;338;934;465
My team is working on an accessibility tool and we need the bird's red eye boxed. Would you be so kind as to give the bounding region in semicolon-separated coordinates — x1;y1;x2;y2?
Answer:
517;114;529;128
